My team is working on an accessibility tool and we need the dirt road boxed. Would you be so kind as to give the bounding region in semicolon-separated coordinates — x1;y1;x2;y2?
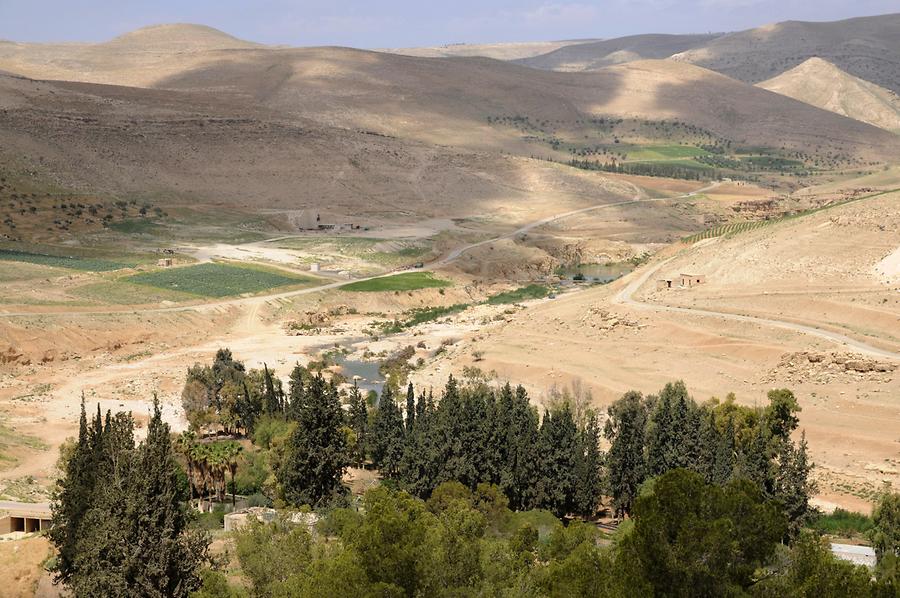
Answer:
614;256;900;361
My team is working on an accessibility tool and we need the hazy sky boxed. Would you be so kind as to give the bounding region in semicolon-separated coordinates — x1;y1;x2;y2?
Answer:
1;0;897;47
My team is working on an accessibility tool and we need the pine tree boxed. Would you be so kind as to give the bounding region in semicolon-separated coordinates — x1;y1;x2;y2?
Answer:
370;384;405;477
278;374;349;506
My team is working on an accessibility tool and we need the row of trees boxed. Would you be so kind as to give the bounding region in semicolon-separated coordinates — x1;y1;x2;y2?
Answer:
358;378;602;517
181;350;812;532
604;383;815;536
50;400;209;597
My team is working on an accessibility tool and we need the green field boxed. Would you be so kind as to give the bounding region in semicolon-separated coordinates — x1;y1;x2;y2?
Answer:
486;284;549;305
343;272;451;292
126;263;313;297
624;145;710;161
0;249;126;272
108;219;163;235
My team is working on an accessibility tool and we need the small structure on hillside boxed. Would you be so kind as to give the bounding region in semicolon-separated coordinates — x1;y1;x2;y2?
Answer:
157;257;173;267
657;279;673;290
0;502;52;536
679;273;705;288
309;262;320;273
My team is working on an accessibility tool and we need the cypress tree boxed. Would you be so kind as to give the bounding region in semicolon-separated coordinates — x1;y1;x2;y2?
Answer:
536;405;579;517
370;384;405;477
712;416;737;485
645;393;674;476
405;382;416;434
697;410;721;483
49;398;95;584
55;400;210;596
278;373;349;506
772;432;816;539
286;363;307;421
502;385;541;511
262;364;281;415
605;391;649;517
573;411;603;518
348;384;369;467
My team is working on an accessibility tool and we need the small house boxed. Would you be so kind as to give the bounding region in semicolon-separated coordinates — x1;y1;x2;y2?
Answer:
657;279;673;290
679;274;705;288
157;258;173;267
310;263;320;273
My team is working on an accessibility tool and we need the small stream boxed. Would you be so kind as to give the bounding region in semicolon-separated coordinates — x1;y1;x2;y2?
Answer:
331;352;385;395
556;262;634;283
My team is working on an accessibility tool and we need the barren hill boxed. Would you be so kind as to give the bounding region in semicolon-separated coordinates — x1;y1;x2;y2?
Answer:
516;33;720;71
1;24;897;163
758;58;900;133
153;49;900;162
102;23;260;51
0;24;259;86
672;13;900;93
0;72;639;222
379;40;595;60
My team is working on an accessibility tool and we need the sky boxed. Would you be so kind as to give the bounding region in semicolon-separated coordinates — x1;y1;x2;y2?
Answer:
1;0;897;48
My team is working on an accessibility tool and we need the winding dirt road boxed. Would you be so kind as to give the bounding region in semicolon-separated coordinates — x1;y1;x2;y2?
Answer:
613;256;900;361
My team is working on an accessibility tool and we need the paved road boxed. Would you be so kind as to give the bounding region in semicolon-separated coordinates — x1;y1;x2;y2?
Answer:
0;184;717;319
613;256;900;361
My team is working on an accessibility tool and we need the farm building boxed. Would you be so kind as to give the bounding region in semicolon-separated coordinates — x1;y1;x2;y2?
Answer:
680;274;706;288
657;279;674;290
0;502;52;536
157;257;173;267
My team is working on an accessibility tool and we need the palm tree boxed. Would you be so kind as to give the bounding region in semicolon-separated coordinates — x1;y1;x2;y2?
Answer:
222;441;243;506
176;431;197;504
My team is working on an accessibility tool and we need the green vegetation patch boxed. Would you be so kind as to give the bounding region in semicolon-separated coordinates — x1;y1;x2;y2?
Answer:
0;249;125;272
343;272;451;292
486;284;549;305
811;508;874;537
126;262;313;297
378;304;469;333
107;219;163;235
624;145;710;161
